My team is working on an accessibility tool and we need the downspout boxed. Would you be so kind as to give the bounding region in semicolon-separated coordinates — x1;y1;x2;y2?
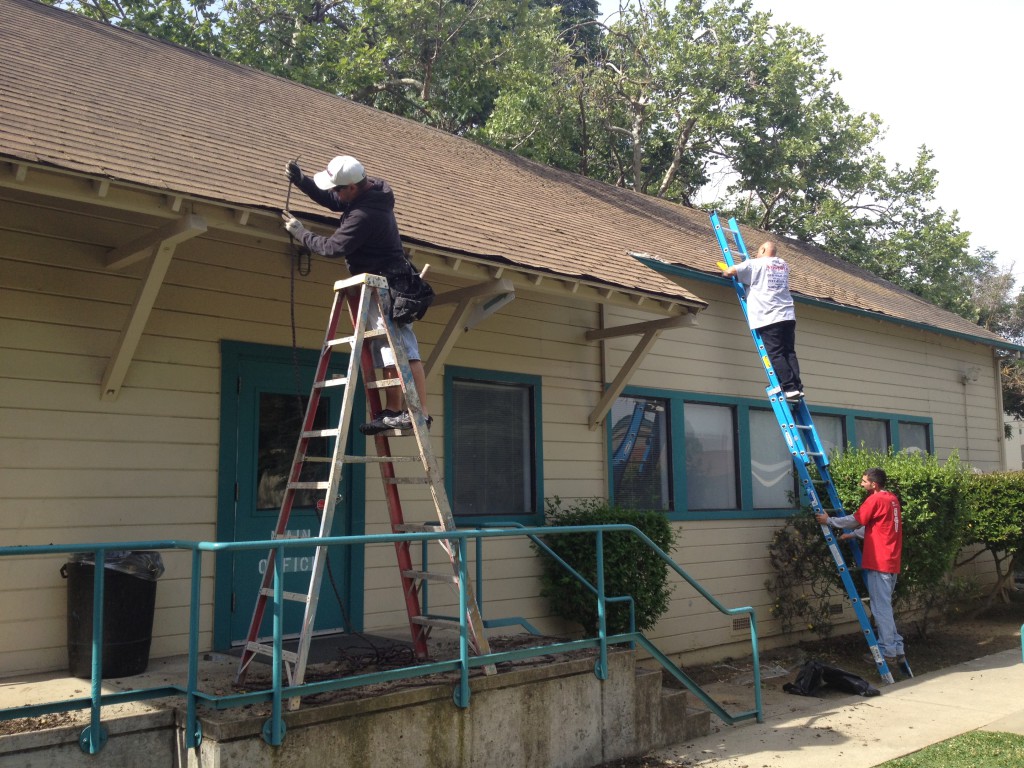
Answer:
994;353;1008;471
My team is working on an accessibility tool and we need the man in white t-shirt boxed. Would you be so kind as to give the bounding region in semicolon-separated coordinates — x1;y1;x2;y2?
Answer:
722;241;804;401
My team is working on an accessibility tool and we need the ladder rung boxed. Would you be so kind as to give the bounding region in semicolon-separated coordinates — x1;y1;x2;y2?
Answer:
245;641;299;663
287;481;330;490
341;453;419;464
301;428;340;439
314;376;349;389
259;588;310;603
401;570;459;584
301;456;334;464
327;328;387;347
366;377;403;390
394;523;444;533
410;616;462;630
385;476;432;485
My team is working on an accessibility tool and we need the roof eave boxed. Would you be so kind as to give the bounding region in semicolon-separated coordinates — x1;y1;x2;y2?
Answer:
1;157;707;317
634;254;1024;355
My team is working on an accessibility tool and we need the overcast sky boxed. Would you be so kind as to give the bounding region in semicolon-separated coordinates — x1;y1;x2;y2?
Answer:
598;1;1022;286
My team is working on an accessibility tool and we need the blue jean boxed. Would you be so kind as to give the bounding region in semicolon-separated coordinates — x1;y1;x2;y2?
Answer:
368;288;420;368
864;569;904;657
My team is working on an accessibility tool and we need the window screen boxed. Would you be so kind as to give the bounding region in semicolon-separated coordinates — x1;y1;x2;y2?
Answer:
855;417;890;452
750;408;796;509
451;379;534;518
685;403;738;510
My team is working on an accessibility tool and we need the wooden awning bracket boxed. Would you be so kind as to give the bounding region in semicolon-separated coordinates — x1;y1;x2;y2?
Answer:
424;278;515;380
586;312;698;430
100;214;207;400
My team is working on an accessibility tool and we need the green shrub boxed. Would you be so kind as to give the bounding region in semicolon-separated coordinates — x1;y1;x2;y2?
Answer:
961;470;1024;607
767;448;974;638
533;497;676;634
765;510;841;637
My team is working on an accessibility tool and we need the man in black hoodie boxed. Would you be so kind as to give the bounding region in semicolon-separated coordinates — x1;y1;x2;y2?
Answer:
281;155;429;436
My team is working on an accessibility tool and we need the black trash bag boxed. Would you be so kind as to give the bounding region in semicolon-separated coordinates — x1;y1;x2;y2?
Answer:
388;269;435;325
69;550;165;581
783;659;880;698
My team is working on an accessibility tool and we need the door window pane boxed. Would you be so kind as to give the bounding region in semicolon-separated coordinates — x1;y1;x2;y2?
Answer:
610;396;671;510
258;393;330;510
750;409;796;509
855;417;890;452
685;403;738;510
452;379;534;517
899;422;930;454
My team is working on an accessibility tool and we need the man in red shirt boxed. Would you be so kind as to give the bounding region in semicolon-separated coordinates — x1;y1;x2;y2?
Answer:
815;467;911;677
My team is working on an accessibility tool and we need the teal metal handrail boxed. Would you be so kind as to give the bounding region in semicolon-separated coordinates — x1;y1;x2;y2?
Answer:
0;524;762;755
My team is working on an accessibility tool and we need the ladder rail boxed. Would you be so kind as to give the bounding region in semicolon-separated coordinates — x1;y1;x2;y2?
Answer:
236;287;348;678
238;272;493;697
711;212;894;684
360;288;492;663
344;286;433;660
290;283;380;689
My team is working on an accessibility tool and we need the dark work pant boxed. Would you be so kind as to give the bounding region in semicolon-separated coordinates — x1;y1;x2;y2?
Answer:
758;320;802;392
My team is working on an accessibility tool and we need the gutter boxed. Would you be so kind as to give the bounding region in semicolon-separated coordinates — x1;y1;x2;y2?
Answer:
633;255;1024;355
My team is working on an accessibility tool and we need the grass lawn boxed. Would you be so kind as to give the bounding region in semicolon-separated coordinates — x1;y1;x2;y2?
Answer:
876;731;1024;767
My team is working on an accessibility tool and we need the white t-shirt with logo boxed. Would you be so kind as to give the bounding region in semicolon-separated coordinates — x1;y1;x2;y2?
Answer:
732;257;795;329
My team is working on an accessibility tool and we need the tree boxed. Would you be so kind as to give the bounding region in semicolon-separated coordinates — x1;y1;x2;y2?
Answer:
716;20;884;235
970;254;1024;423
960;471;1024;608
47;0;226;53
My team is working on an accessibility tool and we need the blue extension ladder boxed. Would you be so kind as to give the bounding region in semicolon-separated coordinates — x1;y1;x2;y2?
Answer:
710;212;896;684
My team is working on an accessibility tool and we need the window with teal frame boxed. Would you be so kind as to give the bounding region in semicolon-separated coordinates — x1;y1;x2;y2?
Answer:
444;367;543;523
609;395;671;510
608;389;933;520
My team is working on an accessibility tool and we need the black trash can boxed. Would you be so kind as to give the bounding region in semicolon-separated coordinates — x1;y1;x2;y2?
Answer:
62;551;164;679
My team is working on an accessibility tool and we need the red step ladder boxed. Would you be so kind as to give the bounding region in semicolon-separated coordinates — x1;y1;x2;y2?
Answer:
235;273;491;694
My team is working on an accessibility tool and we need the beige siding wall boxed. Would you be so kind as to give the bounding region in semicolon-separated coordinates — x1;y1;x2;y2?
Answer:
0;195;1004;675
602;285;1001;658
0;202;612;673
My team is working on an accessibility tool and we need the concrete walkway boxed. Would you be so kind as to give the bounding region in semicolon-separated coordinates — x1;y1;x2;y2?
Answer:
647;647;1024;767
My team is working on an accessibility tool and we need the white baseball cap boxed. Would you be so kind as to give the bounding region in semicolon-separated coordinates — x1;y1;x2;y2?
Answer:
313;155;366;190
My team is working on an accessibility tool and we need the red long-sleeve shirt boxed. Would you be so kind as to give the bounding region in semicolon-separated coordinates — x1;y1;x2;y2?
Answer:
854;490;903;573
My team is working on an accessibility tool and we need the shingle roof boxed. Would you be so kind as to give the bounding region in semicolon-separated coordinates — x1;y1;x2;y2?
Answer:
1;0;1013;349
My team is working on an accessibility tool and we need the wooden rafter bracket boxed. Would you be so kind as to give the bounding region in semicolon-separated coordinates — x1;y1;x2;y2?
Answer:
586;311;698;430
105;213;207;270
424;278;515;380
100;214;208;400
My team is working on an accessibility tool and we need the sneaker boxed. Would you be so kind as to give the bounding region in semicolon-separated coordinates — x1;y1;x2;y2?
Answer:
359;409;402;436
784;390;803;402
863;652;896;665
896;655;913;678
381;411;433;431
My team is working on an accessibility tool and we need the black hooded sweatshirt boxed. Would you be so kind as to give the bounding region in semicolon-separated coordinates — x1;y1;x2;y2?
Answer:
293;176;412;279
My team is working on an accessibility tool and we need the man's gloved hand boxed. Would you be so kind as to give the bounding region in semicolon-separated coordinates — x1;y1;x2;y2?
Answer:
286;161;303;185
281;210;306;237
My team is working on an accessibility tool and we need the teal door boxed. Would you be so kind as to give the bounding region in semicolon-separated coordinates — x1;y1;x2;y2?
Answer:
216;342;364;648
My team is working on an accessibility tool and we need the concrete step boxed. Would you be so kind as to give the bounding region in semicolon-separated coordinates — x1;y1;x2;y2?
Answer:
660;687;712;742
633;664;712;750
